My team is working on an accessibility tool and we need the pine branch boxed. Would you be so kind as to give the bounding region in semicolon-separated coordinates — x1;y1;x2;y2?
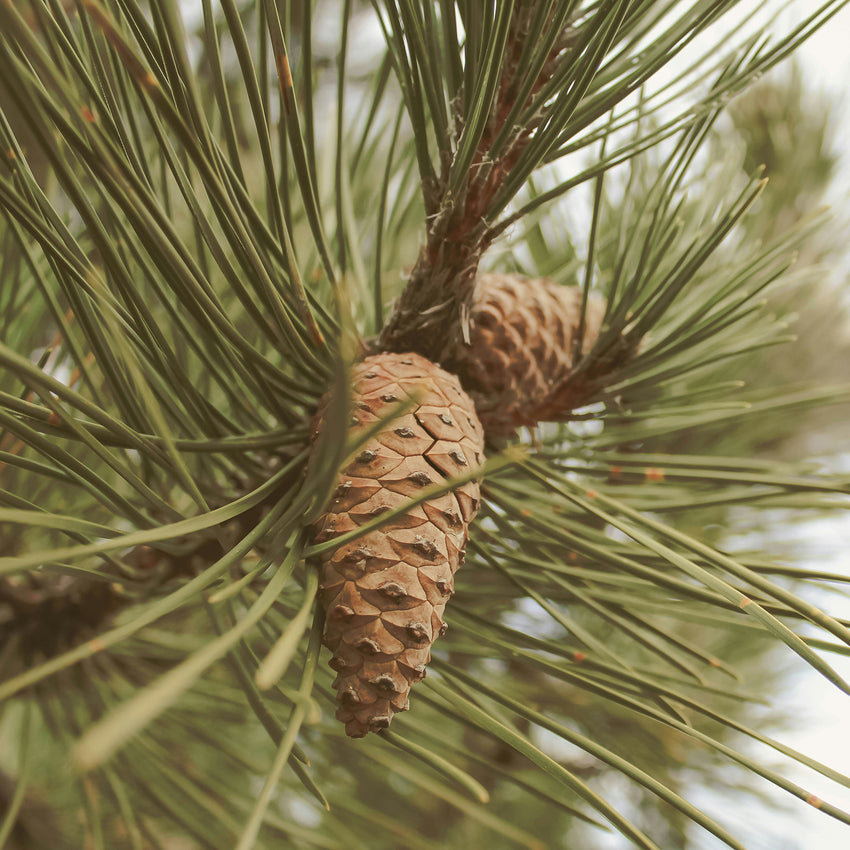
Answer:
2;2;850;848
378;3;580;361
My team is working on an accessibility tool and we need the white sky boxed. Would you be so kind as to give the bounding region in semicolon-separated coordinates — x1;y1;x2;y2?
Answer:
795;3;850;208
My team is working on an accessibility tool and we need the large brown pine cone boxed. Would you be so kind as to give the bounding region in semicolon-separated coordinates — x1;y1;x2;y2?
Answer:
459;273;607;434
312;352;485;737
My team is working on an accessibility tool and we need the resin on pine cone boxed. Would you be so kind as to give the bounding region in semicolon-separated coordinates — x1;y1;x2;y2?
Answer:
313;352;484;737
460;273;607;434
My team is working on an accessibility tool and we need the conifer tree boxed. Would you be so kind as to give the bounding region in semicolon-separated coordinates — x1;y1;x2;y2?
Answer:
1;2;849;848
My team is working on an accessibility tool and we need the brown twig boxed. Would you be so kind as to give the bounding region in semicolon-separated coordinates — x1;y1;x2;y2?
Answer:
378;5;576;363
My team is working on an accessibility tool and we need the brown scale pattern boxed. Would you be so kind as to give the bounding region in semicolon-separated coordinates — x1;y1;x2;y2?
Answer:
313;352;484;737
460;273;607;435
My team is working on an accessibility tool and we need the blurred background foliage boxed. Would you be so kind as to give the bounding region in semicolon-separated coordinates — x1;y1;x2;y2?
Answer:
1;2;850;849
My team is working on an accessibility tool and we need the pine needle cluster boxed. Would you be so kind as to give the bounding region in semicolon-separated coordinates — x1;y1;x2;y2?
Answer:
1;2;849;848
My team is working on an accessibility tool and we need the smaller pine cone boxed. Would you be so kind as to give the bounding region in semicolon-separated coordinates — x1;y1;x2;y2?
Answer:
460;273;607;434
313;352;484;737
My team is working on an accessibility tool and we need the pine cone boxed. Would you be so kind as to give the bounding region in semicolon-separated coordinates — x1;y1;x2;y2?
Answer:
459;273;608;434
313;352;485;737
